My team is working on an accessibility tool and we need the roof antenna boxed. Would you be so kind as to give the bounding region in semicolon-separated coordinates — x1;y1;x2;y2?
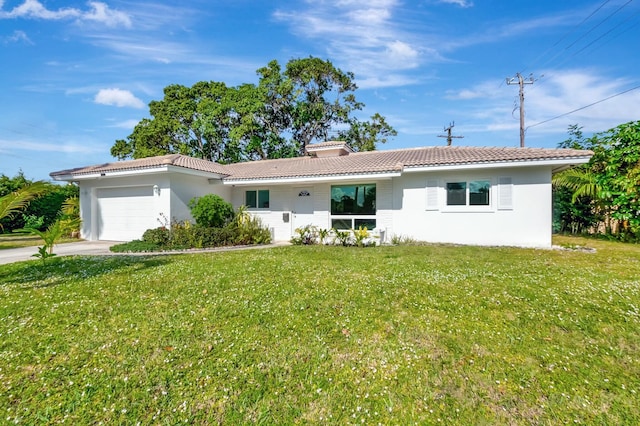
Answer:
438;121;464;146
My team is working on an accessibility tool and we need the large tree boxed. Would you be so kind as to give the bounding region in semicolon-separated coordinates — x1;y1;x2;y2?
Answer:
111;57;395;162
553;121;640;239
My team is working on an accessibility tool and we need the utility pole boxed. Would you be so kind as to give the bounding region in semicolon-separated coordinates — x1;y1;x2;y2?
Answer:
506;73;535;147
438;121;464;146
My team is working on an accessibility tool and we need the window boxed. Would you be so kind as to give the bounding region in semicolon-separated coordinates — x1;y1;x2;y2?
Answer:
446;180;490;206
446;182;466;206
245;190;269;209
469;180;490;205
330;184;376;229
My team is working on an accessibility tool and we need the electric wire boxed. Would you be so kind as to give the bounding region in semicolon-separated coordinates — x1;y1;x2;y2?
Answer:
520;0;637;95
563;8;640;61
520;0;613;74
526;84;640;129
536;0;634;72
510;0;639;128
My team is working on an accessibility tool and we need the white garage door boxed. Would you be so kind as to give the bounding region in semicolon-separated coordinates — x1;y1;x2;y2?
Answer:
97;186;157;241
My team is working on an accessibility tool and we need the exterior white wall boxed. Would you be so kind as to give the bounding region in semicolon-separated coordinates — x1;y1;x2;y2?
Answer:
168;174;230;225
230;179;394;243
78;172;227;241
78;173;171;241
76;165;553;247
231;184;299;242
390;166;553;248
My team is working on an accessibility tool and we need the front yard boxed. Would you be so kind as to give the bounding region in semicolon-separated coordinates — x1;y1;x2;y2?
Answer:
0;234;77;250
1;236;639;424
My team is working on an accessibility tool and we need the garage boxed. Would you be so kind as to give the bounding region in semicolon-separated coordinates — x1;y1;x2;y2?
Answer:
96;186;158;241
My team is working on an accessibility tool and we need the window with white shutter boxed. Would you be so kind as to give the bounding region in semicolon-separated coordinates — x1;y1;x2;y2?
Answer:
426;179;439;210
497;177;513;210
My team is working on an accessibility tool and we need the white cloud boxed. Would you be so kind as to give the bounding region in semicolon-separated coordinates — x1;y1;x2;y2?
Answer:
446;69;640;139
94;88;145;109
0;0;131;27
2;29;32;44
525;70;640;133
386;40;418;63
445;81;505;100
439;0;473;8
273;0;426;88
111;119;141;129
0;0;79;20
82;2;131;27
0;138;103;154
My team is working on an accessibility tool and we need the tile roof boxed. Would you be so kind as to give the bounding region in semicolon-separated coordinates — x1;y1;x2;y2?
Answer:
50;154;229;178
50;146;592;182
221;146;592;181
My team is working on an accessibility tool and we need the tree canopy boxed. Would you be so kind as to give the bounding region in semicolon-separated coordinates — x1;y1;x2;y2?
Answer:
553;120;640;240
111;57;396;163
0;172;78;233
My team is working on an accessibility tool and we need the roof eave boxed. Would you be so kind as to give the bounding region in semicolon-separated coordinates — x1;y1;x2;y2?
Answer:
222;170;402;186
403;156;593;173
50;165;226;181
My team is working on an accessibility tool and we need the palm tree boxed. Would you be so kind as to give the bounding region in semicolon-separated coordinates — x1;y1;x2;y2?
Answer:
0;181;49;232
60;196;82;237
552;168;600;202
552;168;614;234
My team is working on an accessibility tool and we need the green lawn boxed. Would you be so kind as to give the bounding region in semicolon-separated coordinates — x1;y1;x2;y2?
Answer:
1;236;639;424
0;234;78;250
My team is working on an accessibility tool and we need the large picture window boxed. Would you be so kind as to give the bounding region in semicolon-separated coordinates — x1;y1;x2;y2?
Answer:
446;180;490;206
245;189;269;209
330;184;376;229
331;184;376;215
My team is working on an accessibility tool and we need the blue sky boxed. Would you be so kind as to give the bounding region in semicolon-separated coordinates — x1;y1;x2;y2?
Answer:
1;0;639;181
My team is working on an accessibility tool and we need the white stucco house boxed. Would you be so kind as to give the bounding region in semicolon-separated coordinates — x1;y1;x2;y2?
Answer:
50;141;592;248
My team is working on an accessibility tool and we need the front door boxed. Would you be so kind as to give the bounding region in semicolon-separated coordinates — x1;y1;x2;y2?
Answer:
292;187;314;231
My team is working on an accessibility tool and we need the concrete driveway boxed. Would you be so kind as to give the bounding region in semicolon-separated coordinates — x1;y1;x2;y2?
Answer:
0;241;118;265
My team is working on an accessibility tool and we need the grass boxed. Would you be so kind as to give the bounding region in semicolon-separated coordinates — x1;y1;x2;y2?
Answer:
0;236;639;424
0;234;78;250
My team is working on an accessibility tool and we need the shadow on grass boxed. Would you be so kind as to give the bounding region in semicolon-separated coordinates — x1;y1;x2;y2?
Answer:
0;255;171;290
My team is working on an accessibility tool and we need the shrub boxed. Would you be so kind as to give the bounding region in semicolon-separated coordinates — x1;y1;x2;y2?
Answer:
234;211;271;245
119;206;271;253
189;195;235;228
291;225;318;245
26;183;79;230
170;220;201;249
333;229;353;246
110;240;160;253
195;225;239;247
22;214;45;230
142;227;171;246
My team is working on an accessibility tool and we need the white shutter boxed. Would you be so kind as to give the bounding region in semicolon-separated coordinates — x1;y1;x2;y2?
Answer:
498;177;513;210
426;179;439;210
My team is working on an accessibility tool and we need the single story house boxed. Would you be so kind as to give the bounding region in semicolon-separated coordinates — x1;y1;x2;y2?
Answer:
50;141;592;248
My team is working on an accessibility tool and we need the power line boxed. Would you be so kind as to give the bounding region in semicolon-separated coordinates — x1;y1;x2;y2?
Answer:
526;84;640;129
566;7;640;60
536;0;634;71
521;0;613;74
519;1;638;100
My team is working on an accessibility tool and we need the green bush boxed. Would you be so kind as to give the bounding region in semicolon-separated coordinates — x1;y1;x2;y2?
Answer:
189;194;235;228
22;214;45;230
234;214;271;245
110;240;161;253
0;172;78;232
142;227;171;246
194;225;239;247
170;221;201;249
118;207;271;253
